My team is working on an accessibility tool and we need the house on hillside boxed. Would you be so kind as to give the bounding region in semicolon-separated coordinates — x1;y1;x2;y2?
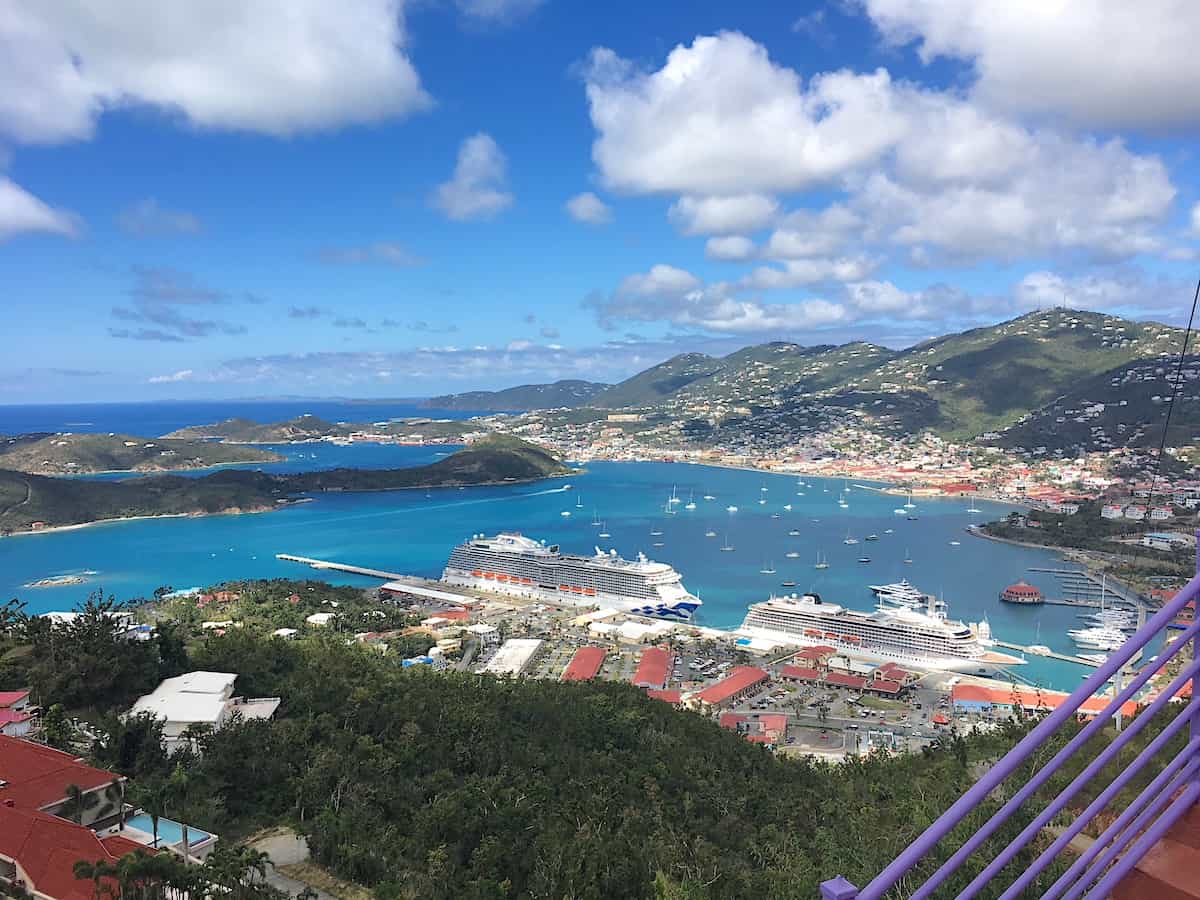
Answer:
0;691;32;738
129;671;280;753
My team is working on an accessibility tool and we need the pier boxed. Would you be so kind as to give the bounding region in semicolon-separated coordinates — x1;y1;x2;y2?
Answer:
275;553;412;582
992;640;1104;668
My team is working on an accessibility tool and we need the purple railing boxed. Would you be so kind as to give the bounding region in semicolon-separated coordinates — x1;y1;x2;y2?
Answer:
822;534;1200;900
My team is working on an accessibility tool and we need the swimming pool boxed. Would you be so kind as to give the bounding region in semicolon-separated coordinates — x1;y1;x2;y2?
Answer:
125;814;210;847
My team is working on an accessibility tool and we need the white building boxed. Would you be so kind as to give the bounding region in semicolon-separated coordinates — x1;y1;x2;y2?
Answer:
465;623;500;645
482;638;542;676
305;612;336;627
129;671;280;752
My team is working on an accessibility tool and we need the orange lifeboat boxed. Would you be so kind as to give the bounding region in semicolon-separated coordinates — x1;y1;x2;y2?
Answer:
471;570;483;577
484;572;496;580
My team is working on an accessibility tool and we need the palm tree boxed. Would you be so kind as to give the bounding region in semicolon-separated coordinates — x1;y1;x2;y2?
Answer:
72;858;116;900
167;765;192;863
131;778;169;849
104;779;126;829
61;782;99;826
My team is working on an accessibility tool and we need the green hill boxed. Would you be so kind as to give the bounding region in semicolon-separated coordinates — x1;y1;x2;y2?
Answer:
0;435;569;532
424;379;610;411
0;432;282;475
988;355;1200;454
165;414;477;444
591;352;724;408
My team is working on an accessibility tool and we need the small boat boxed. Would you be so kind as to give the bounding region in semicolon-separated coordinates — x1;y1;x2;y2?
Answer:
760;484;768;493
783;504;792;511
781;580;797;588
576;495;584;509
591;510;602;527
865;534;879;542
704;529;717;538
685;490;696;511
788;529;801;536
894;508;907;515
949;540;961;546
797;491;806;496
1026;645;1053;657
759;498;767;505
858;557;872;564
720;535;735;552
727;505;739;513
653;541;665;548
598;522;610;538
903;549;913;564
814;553;829;570
703;494;716;501
668;484;681;505
759;561;777;575
907;515;919;521
770;513;781;519
785;551;800;559
560;510;572;517
650;527;663;536
883;528;894;534
844;531;858;545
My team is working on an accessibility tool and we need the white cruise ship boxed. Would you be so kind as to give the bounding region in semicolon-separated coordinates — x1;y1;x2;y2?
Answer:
442;532;701;621
737;589;1023;673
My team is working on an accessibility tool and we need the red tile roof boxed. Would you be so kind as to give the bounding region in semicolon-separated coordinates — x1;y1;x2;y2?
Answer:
780;665;823;682
824;672;867;690
951;684;1137;717
695;666;769;705
437;609;471;621
0;691;29;708
0;803;131;900
718;713;748;730
870;679;903;695
0;736;120;811
561;646;607;682
794;646;836;661
645;689;682;705
757;714;788;736
631;646;672;689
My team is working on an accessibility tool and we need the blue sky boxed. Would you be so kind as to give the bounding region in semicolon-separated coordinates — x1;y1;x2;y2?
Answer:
3;1;1199;402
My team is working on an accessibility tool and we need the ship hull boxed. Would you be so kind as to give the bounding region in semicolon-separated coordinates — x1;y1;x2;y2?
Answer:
442;571;699;620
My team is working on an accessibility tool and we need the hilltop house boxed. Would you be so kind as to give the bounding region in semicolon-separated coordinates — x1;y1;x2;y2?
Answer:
129;671;280;753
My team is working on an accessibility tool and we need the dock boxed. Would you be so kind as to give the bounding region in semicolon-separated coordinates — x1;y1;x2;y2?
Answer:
992;640;1104;667
275;553;412;582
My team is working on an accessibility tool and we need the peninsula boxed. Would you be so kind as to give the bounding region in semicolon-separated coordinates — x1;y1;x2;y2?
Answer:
0;432;283;475
164;413;479;444
0;435;570;533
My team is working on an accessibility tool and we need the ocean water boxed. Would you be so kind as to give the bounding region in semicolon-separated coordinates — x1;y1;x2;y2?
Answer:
1;446;1097;690
0;400;477;437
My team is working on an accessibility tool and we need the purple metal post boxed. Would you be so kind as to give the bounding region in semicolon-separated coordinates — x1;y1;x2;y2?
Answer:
1084;780;1200;899
847;573;1200;900
1192;530;1199;775
819;875;858;899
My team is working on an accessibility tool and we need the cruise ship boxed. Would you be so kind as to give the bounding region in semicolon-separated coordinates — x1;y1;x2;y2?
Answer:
737;588;1023;673
442;532;702;620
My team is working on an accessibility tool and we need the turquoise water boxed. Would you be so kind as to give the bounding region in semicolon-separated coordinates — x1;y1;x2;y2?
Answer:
125;813;210;846
2;454;1095;689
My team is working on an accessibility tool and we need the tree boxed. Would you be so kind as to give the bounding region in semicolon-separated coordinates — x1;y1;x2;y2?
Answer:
167;764;193;864
153;585;174;602
42;702;76;750
73;858;116;900
62;782;99;826
104;779;127;829
130;777;169;849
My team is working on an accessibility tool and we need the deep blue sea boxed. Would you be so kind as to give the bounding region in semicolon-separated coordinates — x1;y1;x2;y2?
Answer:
0;402;1101;690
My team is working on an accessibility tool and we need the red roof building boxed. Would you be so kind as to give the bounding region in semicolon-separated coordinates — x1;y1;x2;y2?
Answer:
874;663;916;685
631;646;672;690
0;692;30;709
560;646;607;682
1000;582;1044;604
867;679;904;696
793;646;836;667
0;737;121;820
824;672;867;690
0;802;146;900
694;667;769;708
779;665;823;683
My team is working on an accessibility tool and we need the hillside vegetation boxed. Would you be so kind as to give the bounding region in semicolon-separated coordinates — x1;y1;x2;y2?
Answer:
424;378;610;411
165;413;478;444
0;435;569;531
0;432;281;474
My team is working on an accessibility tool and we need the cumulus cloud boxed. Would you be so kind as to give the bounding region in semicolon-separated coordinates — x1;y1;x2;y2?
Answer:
617;264;703;298
582;33;907;195
117;197;201;236
565;191;612;225
317;241;425;267
1012;269;1191;318
705;235;758;261
667;194;779;235
740;256;879;290
863;0;1200;129
431;133;514;221
0;177;79;242
581;31;1179;264
0;0;430;144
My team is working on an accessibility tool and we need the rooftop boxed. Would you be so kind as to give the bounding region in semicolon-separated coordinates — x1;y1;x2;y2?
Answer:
561;646;607;682
695;666;769;705
0;802;135;900
630;646;671;689
0;736;120;812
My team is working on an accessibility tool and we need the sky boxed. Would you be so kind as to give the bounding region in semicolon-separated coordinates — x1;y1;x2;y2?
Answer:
3;0;1200;403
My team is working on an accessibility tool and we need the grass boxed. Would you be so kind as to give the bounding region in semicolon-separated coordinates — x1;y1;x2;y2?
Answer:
857;695;908;711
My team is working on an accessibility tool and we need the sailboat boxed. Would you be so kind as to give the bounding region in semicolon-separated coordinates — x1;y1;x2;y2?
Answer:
668;484;681;505
650;523;664;536
685;490;696;510
720;534;735;552
967;497;981;514
903;549;913;564
598;522;611;538
576;494;584;509
843;530;859;545
904;491;916;509
705;529;717;537
785;550;800;559
783;503;792;511
814;552;829;570
788;529;801;536
664;498;677;516
591;509;602;527
703;493;716;501
759;560;776;575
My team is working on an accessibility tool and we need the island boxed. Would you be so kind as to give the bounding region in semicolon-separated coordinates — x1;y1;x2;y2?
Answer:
164;413;481;444
0;431;282;475
0;434;571;533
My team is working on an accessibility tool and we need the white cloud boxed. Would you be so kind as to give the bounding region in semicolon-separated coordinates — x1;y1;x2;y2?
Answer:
318;242;425;266
863;0;1200;129
0;177;79;241
431;133;514;221
667;194;779;235
1190;202;1200;237
1013;269;1187;317
763;205;861;259
741;256;879;290
455;0;544;24
582;33;907;195
117;198;201;236
0;1;430;144
705;235;757;261
565;191;612;225
148;369;195;384
618;264;703;298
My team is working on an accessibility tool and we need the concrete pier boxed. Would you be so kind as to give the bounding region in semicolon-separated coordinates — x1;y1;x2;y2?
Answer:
275;553;411;581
